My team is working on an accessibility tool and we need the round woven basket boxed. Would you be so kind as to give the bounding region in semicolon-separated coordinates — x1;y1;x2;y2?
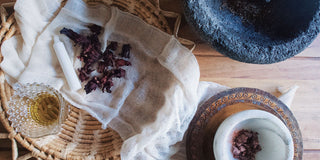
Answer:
0;0;189;159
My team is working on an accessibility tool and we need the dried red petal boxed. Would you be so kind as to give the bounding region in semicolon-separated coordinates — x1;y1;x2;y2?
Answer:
82;49;102;64
60;28;89;46
78;63;94;82
99;74;113;93
232;129;262;160
84;76;100;94
87;34;101;50
82;63;94;73
106;42;118;51
113;68;126;78
97;61;107;73
102;50;115;66
120;44;131;58
78;69;90;82
88;24;102;35
61;25;131;94
115;59;131;68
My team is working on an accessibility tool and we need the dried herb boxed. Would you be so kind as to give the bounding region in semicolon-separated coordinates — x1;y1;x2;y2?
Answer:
60;24;131;94
232;129;262;160
107;41;118;51
115;59;131;68
78;67;91;82
88;24;102;35
97;61;107;73
120;44;131;58
112;68;126;78
84;76;100;94
99;74;113;93
102;50;115;67
60;28;89;46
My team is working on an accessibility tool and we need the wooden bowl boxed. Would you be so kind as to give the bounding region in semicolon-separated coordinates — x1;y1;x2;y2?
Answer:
186;88;303;160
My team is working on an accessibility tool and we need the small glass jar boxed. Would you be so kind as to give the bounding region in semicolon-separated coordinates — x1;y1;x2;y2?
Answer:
7;83;68;138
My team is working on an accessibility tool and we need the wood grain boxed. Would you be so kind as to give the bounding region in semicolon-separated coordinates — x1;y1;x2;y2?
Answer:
197;56;320;80
304;151;320;160
196;48;320;150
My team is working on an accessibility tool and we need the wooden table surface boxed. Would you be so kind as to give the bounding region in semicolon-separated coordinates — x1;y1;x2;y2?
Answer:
0;0;319;159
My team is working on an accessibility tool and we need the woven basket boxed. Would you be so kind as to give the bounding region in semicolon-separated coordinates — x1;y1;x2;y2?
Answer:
0;0;193;159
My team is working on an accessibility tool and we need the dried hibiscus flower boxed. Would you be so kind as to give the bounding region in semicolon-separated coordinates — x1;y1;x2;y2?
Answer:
112;68;126;78
78;68;91;82
115;59;131;68
60;24;132;94
60;28;89;46
107;41;118;51
88;24;102;35
102;49;115;67
97;61;107;73
84;76;100;94
99;74;113;93
120;44;131;58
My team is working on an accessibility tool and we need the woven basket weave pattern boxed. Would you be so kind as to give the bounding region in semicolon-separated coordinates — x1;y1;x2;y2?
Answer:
0;0;178;159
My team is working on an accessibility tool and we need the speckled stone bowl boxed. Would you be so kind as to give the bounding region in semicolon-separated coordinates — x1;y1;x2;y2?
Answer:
184;0;320;64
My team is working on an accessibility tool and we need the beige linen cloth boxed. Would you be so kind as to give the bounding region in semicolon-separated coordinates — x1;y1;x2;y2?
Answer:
0;0;297;159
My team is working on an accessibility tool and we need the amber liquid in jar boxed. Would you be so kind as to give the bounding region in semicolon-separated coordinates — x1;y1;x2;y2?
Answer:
29;93;60;125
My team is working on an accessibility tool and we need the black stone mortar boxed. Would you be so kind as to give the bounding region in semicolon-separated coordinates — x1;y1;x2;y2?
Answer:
184;0;320;64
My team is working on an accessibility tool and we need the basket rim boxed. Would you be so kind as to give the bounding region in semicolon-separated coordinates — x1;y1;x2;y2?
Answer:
0;0;188;159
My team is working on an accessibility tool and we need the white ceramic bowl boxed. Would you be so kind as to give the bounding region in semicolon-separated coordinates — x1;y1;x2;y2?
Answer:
213;110;294;160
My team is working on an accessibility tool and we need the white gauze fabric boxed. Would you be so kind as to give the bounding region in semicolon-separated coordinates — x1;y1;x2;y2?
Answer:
0;0;297;159
0;0;204;159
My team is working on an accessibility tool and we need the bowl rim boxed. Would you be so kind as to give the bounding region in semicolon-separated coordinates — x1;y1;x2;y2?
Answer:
183;0;320;64
186;87;303;160
213;109;294;160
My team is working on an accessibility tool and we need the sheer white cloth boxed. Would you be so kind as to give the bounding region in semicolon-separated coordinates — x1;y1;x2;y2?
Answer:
0;0;296;159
